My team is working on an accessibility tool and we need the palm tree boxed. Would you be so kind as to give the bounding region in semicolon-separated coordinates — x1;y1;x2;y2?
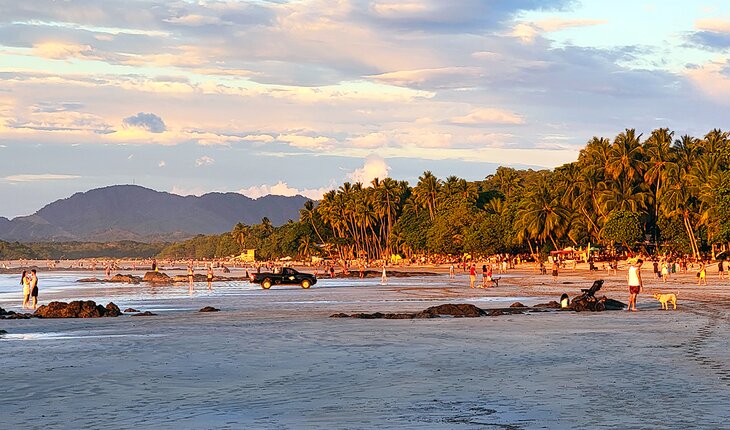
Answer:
644;128;675;239
607;128;645;184
515;174;569;250
413;171;442;220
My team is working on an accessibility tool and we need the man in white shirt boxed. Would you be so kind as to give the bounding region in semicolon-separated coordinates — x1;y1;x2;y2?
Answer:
627;259;644;311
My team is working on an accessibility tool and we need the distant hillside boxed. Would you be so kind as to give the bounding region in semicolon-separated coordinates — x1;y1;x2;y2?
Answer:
0;185;309;242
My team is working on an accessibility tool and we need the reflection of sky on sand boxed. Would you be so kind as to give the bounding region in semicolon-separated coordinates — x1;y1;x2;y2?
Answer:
0;272;541;312
2;332;166;341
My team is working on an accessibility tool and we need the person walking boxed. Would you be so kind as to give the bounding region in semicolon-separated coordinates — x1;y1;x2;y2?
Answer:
380;263;387;285
481;264;488;288
551;261;559;282
187;262;195;289
627;259;643;312
469;264;476;288
449;264;455;279
698;261;707;286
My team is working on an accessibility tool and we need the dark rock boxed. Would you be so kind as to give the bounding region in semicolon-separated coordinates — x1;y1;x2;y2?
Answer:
105;302;121;316
143;271;173;283
0;307;7;316
222;266;231;273
415;303;485;318
124;308;140;313
533;301;561;308
131;311;157;316
510;302;526;308
383;313;416;319
199;306;220;312
330;313;351;318
0;329;7;335
489;309;505;316
34;300;121;318
77;274;142;284
109;274;141;284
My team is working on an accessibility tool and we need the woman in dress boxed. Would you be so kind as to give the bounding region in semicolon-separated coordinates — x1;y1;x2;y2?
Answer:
21;270;30;309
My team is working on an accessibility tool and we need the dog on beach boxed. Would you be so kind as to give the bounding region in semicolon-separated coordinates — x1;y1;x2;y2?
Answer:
652;292;677;310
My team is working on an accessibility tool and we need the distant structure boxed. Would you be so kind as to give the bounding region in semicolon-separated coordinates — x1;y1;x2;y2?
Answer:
238;249;256;262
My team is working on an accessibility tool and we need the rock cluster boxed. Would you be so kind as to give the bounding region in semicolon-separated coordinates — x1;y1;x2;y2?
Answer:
34;301;121;318
199;306;220;312
77;274;142;284
0;307;34;319
142;271;173;284
131;311;157;317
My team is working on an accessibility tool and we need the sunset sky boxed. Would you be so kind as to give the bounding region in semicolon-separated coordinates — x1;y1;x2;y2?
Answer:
2;0;730;217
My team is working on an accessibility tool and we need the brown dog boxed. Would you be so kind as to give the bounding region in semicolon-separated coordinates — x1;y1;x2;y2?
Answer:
653;292;677;310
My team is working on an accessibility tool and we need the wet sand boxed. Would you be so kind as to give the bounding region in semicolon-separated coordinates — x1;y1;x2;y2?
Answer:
2;264;730;429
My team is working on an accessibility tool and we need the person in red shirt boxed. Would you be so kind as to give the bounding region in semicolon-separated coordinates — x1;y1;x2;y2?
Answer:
469;264;476;288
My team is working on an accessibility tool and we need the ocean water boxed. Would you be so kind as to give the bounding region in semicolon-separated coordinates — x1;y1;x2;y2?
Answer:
0;271;532;313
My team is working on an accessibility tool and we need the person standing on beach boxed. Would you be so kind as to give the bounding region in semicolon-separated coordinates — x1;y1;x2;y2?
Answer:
627;259;643;311
449;264;455;279
380;263;387;284
21;270;30;309
718;259;725;280
551;261;559;282
187;262;195;289
469;264;476;288
206;264;214;290
29;269;39;309
697;261;707;286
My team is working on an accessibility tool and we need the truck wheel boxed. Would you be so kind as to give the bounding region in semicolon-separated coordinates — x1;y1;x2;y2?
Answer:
262;279;272;289
301;279;311;289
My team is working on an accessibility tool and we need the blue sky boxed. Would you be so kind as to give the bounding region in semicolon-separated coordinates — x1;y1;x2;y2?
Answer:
2;0;730;217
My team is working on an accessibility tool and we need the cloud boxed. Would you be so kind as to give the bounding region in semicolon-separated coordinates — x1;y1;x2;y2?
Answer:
195;155;215;167
347;155;390;183
511;18;608;43
276;133;334;150
451;108;525;125
349;132;389;148
32;42;96;60
239;181;333;200
32;102;85;113
122;112;167;133
2;174;80;182
367;67;482;88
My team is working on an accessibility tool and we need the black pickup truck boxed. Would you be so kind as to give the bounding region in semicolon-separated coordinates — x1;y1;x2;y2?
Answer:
250;267;317;289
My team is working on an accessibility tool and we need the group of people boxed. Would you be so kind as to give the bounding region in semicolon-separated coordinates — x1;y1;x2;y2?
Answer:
20;269;39;310
468;263;496;288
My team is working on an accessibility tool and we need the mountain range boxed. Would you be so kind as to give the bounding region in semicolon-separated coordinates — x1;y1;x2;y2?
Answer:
0;185;309;243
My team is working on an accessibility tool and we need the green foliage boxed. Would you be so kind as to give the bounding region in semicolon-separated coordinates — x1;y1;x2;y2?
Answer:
602;210;642;246
657;216;691;254
0;241;166;259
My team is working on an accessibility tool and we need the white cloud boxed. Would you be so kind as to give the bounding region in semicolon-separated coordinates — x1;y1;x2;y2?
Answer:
349;132;389;148
511;18;608;43
2;174;80;182
195;155;215;167
347;155;390;183
451;108;525;125
276;134;334;150
239;181;333;200
171;186;206;196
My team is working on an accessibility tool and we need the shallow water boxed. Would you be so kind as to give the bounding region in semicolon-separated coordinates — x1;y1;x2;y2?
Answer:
0;271;535;313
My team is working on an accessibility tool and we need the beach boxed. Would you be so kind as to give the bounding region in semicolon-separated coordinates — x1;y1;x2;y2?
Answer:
2;264;730;429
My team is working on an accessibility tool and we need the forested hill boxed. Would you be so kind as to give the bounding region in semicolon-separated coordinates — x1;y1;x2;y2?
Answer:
0;185;308;242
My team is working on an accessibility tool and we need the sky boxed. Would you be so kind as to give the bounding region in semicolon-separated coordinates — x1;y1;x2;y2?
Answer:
2;0;730;218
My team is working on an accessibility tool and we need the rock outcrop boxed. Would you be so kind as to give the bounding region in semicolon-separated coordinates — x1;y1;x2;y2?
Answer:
77;274;142;284
142;271;173;284
131;311;157;316
199;306;220;312
34;301;122;318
